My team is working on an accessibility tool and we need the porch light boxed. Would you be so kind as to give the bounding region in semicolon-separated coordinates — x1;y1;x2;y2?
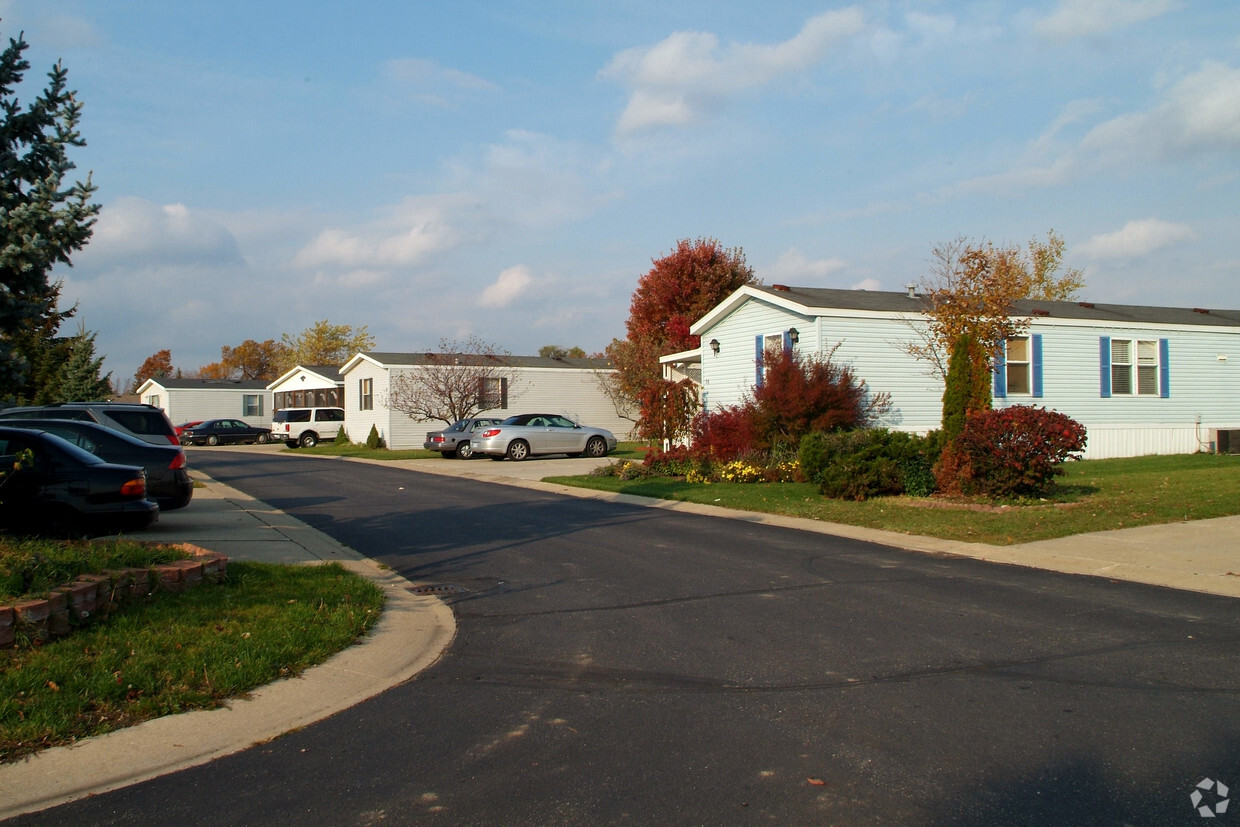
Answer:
788;328;799;345
709;339;720;354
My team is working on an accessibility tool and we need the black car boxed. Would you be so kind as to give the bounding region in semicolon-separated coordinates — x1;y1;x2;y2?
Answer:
1;419;193;510
0;426;159;537
0;402;181;446
180;419;272;446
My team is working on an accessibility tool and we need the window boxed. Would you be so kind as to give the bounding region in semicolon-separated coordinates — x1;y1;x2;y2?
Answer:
478;377;508;410
1100;337;1168;398
1005;337;1031;395
144;394;160;408
243;394;263;417
994;335;1042;399
359;378;373;410
754;332;792;387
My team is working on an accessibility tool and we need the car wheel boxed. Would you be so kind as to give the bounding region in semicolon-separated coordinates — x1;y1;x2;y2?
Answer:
300;432;319;448
506;440;530;461
584;436;608;458
255;432;269;444
206;434;220;446
455;441;474;459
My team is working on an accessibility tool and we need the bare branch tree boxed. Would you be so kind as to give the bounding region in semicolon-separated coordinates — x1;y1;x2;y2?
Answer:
384;336;526;425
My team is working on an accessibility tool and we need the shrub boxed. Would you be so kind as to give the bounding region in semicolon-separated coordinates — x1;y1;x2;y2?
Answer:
957;405;1087;498
642;445;709;478
689;405;761;462
801;429;942;500
365;424;385;449
334;426;350;445
750;347;891;451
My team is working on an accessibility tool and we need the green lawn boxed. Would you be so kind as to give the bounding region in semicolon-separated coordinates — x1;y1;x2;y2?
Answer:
547;453;1240;546
1;560;384;762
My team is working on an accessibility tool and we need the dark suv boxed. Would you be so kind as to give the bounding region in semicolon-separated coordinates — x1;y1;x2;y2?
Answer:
0;403;180;446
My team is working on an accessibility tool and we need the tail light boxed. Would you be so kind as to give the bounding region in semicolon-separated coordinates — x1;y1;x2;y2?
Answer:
429;436;445;444
169;451;186;470
120;477;147;497
480;429;502;438
165;433;180;445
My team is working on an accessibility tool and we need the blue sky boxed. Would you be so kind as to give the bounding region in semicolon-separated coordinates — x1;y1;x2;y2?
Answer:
6;1;1238;385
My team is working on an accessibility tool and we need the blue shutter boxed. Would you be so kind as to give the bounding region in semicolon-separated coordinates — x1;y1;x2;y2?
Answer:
1032;334;1043;398
993;346;1006;399
1159;338;1170;398
782;331;792;352
754;335;764;388
1099;337;1111;398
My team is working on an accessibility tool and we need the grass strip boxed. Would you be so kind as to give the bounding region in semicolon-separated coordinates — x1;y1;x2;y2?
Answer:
293;441;650;462
547;453;1240;546
0;561;384;762
0;538;191;601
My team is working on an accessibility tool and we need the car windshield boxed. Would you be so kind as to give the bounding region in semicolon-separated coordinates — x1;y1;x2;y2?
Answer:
447;420;467;432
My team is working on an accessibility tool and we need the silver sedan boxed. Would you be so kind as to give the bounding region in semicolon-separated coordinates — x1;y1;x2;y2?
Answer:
470;413;617;461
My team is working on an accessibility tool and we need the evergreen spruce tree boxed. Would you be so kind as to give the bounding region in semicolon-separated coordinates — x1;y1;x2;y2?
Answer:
0;30;99;402
57;327;112;401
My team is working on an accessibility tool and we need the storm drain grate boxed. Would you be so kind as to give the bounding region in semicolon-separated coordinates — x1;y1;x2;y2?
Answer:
409;583;468;596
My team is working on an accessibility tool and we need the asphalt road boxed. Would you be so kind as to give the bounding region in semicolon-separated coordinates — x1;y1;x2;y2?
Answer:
17;451;1240;825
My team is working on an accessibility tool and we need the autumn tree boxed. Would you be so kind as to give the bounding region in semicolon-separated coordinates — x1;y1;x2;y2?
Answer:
908;231;1083;379
200;338;289;380
0;30;99;402
539;345;587;359
280;320;375;372
384;336;526;425
132;349;175;390
606;238;758;440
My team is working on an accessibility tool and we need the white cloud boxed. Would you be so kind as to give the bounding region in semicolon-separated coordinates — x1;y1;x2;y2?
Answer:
601;7;866;135
1034;0;1181;40
1081;61;1240;162
293;198;461;270
767;249;848;283
79;197;243;269
381;58;499;107
480;265;533;309
1076;218;1196;259
851;277;883;291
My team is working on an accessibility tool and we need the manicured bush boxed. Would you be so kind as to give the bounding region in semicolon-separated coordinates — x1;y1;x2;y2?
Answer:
365;424;385;449
334;426;350;445
957;405;1087;498
800;429;942;500
642;445;709;478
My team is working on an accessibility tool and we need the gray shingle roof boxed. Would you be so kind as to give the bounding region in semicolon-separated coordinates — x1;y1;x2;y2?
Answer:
144;378;272;390
363;352;614;370
753;285;1240;328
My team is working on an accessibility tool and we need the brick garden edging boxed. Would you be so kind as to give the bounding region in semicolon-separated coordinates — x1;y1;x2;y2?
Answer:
0;544;228;648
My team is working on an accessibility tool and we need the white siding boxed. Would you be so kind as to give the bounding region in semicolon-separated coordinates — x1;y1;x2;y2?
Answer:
144;384;272;427
343;360;390;446
343;359;634;449
697;294;1240;459
699;300;943;431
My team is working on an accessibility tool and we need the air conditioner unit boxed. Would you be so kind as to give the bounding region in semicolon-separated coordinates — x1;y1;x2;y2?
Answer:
1215;429;1240;454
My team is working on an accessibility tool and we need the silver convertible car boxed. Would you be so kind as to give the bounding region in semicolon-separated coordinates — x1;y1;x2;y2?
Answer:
470;413;617;461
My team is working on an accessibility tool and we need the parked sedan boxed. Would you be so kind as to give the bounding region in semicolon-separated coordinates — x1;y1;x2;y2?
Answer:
470;413;617;461
174;420;203;437
180;419;272;446
1;419;193;511
424;417;503;459
0;426;159;537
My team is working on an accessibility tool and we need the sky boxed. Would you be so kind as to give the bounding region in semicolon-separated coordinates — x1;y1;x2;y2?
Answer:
5;0;1238;387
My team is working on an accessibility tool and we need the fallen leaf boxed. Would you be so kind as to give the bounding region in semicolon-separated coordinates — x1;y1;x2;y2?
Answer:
807;777;826;786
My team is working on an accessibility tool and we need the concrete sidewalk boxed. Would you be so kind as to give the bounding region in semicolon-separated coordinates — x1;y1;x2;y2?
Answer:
0;476;457;821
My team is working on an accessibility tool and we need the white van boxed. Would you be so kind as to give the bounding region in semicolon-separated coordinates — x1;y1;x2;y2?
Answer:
271;407;345;448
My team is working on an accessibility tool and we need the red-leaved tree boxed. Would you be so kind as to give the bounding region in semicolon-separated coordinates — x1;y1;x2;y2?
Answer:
606;238;758;440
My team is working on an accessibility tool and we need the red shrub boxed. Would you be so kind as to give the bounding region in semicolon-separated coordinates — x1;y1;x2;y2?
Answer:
958;405;1087;498
689;405;760;461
